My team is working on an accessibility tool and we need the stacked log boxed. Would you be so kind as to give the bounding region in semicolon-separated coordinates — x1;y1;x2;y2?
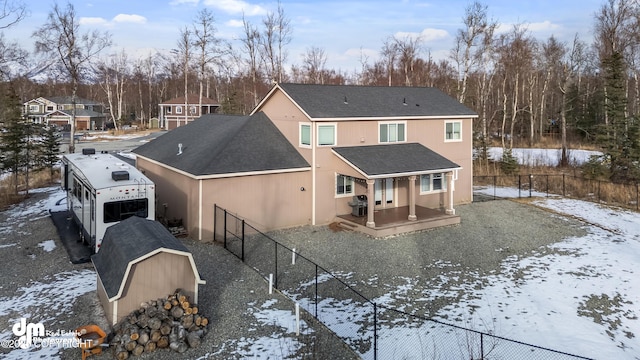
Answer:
111;289;208;359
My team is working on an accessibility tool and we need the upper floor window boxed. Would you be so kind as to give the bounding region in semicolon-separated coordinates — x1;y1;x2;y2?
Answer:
46;105;54;111
300;123;311;147
167;107;172;114
29;105;39;112
379;122;406;143
176;106;183;114
317;124;336;146
420;173;447;193
190;106;197;114
336;174;354;196
445;121;462;141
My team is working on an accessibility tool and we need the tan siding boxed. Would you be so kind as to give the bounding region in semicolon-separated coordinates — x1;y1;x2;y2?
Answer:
201;171;312;234
115;253;196;324
96;275;115;325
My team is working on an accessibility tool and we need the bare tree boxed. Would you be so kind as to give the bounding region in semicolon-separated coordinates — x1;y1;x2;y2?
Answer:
175;26;193;127
395;35;422;86
192;8;222;115
302;46;327;84
261;0;291;83
451;1;497;103
97;50;129;130
33;1;111;153
241;15;262;109
380;37;398;86
0;0;26;29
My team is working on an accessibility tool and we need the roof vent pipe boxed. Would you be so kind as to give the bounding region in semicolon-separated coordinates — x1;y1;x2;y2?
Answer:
177;143;183;155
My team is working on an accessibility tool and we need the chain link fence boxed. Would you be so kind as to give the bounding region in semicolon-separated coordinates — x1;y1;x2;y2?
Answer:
474;174;640;210
213;204;593;360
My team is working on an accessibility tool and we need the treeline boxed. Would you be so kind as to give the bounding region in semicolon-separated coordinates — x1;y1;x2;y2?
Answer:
1;0;640;182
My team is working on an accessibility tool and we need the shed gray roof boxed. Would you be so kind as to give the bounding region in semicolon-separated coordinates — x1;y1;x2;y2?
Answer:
91;216;193;300
133;112;310;177
276;83;477;119
332;143;461;178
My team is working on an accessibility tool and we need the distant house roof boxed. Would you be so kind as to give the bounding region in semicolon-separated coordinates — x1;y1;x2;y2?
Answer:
133;112;310;177
91;216;204;300
160;94;219;105
332;143;461;179
259;83;478;120
50;109;106;117
43;96;101;105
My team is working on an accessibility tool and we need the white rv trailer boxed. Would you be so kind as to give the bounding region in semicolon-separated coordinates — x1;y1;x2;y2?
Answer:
61;149;155;252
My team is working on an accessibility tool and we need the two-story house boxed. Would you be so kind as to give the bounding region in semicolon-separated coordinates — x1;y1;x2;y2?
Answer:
23;96;107;130
133;83;477;240
158;94;220;130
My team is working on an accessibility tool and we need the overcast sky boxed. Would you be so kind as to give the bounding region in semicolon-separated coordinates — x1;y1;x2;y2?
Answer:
9;0;606;72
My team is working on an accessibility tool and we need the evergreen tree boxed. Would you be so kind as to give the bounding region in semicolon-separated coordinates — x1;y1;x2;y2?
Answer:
37;125;62;181
0;87;27;194
598;51;640;183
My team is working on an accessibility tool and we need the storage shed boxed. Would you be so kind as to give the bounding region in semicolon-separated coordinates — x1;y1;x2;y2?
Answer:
92;216;206;326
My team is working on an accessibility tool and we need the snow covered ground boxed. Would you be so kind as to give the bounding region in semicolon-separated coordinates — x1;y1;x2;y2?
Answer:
487;147;602;167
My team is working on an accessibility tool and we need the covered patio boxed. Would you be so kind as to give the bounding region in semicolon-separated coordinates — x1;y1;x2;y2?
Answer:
332;143;462;237
336;205;460;237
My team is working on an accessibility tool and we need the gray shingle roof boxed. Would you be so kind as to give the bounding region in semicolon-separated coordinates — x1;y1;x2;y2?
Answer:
91;216;192;299
44;96;100;105
133;112;310;176
332;143;460;178
277;83;477;119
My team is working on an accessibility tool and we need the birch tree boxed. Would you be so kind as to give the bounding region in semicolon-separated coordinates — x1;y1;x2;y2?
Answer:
33;2;111;153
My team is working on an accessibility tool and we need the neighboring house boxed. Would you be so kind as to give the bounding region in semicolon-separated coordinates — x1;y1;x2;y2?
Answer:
159;94;220;130
23;96;107;130
134;83;477;240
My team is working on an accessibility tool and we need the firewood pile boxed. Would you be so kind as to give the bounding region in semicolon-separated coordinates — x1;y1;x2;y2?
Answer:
110;289;208;359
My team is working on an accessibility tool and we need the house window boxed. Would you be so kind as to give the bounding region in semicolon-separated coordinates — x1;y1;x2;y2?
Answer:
420;173;447;193
445;121;462;141
318;124;336;146
166;107;172;114
379;122;406;143
176;106;183;114
300;123;311;147
46;106;54;111
190;106;197;114
29;105;39;112
336;174;354;196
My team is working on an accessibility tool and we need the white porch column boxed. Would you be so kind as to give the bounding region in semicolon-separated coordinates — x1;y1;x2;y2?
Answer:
408;175;417;221
366;179;375;228
445;172;455;215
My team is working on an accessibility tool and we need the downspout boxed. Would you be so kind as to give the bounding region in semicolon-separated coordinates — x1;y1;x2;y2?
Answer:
311;125;316;225
198;179;203;240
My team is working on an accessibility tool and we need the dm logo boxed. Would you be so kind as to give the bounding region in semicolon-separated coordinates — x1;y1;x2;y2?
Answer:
12;318;45;349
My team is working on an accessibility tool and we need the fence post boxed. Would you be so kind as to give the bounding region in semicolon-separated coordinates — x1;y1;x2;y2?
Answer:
480;333;484;360
241;219;245;262
598;180;601;203
529;174;533;197
373;302;378;360
546;175;549;197
637;183;639;210
518;175;522;198
563;174;566;197
314;264;318;318
493;175;497;199
274;242;278;289
223;209;227;249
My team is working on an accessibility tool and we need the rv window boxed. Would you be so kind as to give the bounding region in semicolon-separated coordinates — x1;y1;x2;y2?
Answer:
103;199;148;223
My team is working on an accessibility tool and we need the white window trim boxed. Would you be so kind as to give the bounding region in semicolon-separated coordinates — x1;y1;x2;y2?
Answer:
335;173;354;197
167;107;172;114
444;120;462;142
299;122;312;148
378;121;407;143
317;123;337;147
419;172;448;194
176;106;183;114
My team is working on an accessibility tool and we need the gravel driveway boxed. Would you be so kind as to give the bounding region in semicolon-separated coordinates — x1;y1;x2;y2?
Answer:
0;188;587;359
